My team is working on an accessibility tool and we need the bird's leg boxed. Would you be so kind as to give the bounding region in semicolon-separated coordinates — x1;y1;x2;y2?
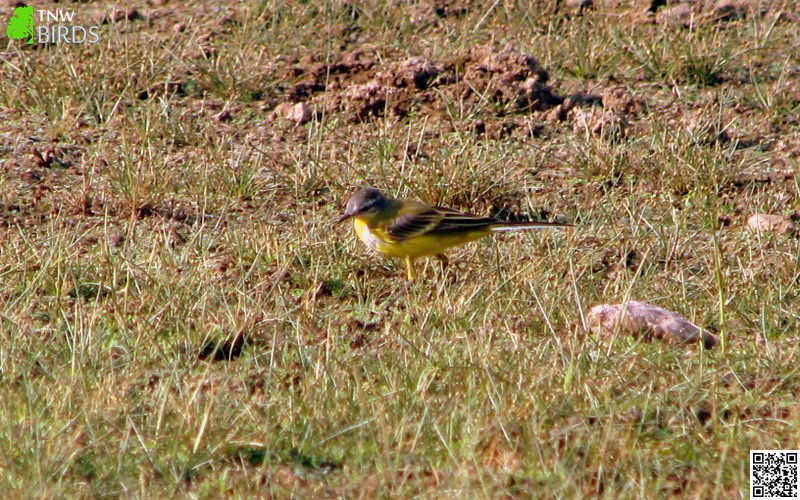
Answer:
404;256;416;281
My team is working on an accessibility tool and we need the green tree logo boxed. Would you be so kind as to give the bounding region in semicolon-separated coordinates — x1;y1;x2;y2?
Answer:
7;6;35;45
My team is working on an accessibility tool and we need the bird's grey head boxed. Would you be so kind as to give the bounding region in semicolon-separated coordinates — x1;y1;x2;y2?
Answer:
338;187;389;223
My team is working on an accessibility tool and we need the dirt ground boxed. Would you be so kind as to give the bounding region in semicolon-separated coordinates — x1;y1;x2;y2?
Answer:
1;0;798;230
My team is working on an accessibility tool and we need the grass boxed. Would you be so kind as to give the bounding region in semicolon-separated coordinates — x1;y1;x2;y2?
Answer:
0;0;799;496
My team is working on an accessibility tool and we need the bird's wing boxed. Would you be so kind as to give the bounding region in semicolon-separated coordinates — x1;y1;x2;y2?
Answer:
429;207;498;234
384;203;495;241
383;205;445;241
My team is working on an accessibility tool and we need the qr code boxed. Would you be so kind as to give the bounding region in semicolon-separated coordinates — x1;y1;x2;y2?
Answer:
751;450;799;499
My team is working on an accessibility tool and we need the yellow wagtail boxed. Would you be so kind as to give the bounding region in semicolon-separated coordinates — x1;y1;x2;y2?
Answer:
338;187;572;280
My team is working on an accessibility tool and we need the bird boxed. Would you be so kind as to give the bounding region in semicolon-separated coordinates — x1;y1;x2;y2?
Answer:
338;187;572;280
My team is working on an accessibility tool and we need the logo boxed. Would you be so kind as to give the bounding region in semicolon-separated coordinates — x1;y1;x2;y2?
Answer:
6;6;100;46
6;6;34;44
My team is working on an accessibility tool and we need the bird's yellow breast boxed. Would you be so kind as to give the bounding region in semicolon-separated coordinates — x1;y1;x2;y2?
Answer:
353;217;489;259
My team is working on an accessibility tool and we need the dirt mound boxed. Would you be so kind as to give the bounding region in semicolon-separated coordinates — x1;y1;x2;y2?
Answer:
571;86;644;140
379;57;445;90
460;45;562;112
273;44;564;124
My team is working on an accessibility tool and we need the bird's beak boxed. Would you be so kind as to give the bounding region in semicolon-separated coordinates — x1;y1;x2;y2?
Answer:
337;211;356;223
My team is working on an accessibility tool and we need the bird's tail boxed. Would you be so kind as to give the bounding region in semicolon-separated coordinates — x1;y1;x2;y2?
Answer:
489;220;573;232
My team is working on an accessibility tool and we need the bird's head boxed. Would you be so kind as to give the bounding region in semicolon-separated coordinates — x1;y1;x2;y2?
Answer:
338;187;390;223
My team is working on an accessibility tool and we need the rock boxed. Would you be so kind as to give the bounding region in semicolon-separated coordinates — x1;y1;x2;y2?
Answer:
655;3;693;27
275;102;314;125
747;214;798;236
713;0;768;21
288;102;313;125
587;301;720;349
